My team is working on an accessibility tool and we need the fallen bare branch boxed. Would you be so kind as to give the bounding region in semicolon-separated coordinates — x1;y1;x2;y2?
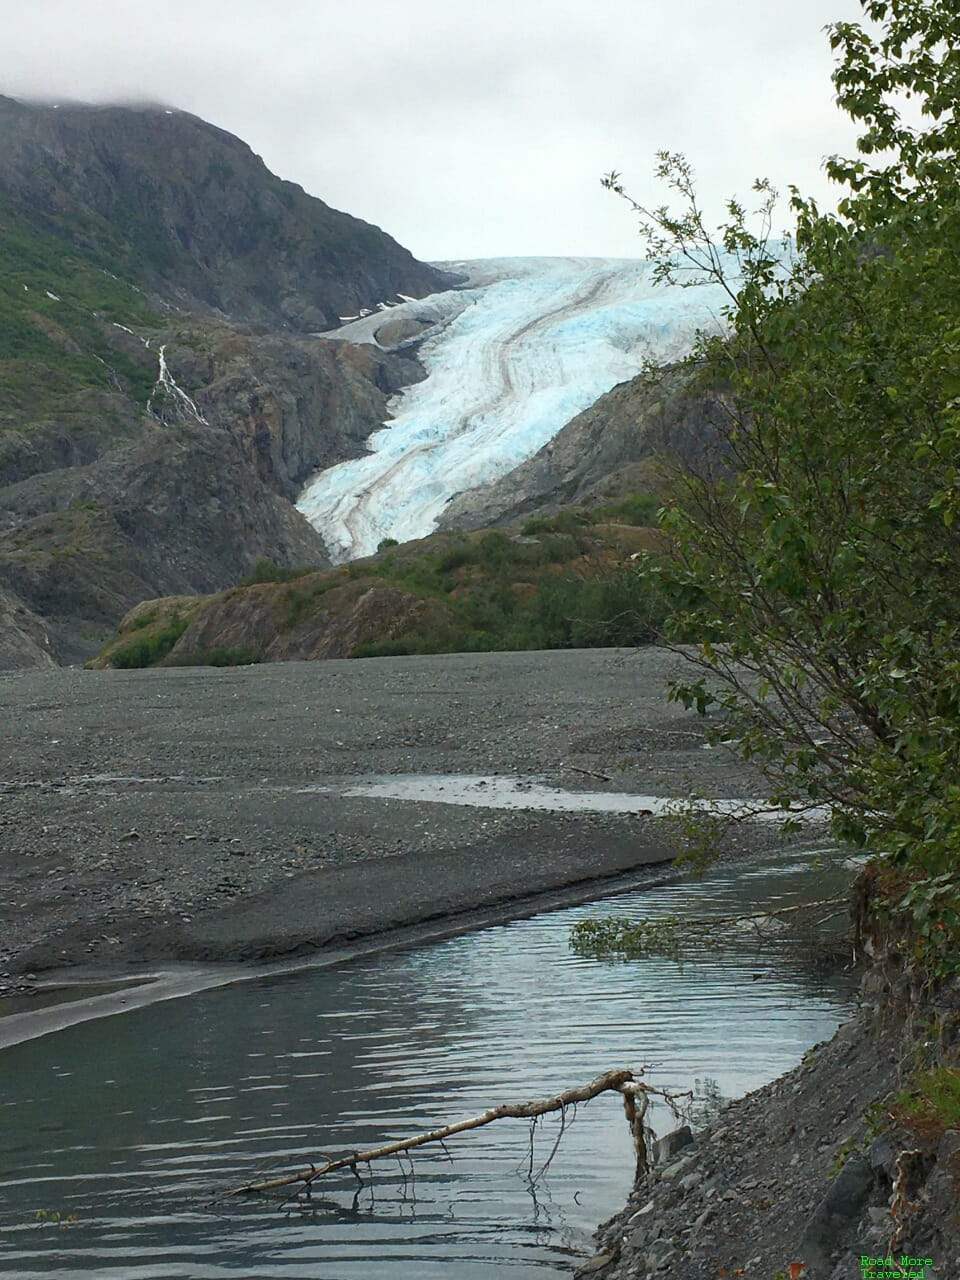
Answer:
568;765;613;782
226;1067;684;1198
676;895;847;929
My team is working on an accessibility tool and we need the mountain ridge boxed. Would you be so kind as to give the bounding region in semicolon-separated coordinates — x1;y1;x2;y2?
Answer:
0;98;450;664
0;95;456;332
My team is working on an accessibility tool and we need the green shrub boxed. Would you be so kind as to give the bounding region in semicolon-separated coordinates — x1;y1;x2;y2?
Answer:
889;1067;960;1138
275;577;334;631
519;493;664;535
475;530;512;567
521;509;594;535
167;645;261;667
436;545;476;573
122;609;157;633
240;558;315;586
350;638;412;658
109;614;188;668
522;568;668;649
592;493;663;526
346;562;377;580
540;534;580;564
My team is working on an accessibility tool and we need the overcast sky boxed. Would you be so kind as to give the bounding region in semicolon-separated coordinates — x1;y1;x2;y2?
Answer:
4;0;867;262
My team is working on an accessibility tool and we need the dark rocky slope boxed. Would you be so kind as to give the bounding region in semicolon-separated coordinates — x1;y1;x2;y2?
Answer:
0;99;444;665
439;366;729;531
0;584;54;668
0;325;423;664
0;419;322;665
0;96;455;332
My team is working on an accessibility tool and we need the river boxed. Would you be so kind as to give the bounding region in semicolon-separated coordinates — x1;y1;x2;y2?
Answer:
0;850;858;1278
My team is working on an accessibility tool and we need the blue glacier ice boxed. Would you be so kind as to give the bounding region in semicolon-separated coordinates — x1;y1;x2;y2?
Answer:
297;256;732;562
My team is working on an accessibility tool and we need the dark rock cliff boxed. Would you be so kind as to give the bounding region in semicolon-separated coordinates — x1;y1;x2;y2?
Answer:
183;325;425;500
0;96;456;331
0;325;420;664
0;584;55;668
0;97;457;666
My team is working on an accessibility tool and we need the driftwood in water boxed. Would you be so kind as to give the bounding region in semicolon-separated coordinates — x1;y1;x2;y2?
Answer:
227;1067;681;1198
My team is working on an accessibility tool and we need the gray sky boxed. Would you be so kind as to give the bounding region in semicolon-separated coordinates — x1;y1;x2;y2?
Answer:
4;0;866;262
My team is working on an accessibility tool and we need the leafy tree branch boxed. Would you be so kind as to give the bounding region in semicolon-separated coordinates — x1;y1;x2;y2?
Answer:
592;0;960;981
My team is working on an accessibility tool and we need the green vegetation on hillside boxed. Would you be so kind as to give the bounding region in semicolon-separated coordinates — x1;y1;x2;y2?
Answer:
346;535;664;657
889;1066;960;1139
92;507;679;668
0;193;160;416
108;613;190;669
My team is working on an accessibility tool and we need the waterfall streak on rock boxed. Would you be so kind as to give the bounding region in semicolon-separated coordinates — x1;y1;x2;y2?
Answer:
148;344;208;424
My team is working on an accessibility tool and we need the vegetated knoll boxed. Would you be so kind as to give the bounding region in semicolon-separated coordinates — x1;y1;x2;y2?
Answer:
439;364;729;531
0;95;456;332
89;499;672;668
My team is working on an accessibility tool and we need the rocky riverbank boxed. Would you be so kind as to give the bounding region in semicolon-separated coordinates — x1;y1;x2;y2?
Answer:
575;986;960;1280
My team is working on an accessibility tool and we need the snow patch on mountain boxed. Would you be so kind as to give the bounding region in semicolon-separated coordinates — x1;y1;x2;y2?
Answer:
297;256;730;562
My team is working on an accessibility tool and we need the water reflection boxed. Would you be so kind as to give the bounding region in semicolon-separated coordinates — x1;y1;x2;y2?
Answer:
329;773;830;821
0;851;858;1278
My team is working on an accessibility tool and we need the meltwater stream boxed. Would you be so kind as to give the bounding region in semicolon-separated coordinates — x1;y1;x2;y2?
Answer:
0;852;858;1279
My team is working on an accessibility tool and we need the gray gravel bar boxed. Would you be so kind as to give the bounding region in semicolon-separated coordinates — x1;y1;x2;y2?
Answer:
0;648;778;985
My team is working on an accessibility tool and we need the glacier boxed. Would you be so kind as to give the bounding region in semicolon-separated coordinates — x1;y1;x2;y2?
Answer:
297;256;732;562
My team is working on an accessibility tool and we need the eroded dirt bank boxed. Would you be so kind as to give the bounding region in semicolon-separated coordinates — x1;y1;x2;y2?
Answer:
0;647;780;988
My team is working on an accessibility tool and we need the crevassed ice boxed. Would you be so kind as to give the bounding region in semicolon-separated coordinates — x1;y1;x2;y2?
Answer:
297;256;731;562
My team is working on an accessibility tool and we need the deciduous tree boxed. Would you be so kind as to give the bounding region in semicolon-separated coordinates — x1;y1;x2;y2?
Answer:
611;0;960;975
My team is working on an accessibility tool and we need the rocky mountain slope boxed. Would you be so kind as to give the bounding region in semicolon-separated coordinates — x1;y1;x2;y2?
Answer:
0;96;453;332
0;584;54;668
439;365;729;531
0;99;448;665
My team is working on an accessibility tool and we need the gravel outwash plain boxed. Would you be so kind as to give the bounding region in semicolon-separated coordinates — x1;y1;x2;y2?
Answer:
0;647;775;983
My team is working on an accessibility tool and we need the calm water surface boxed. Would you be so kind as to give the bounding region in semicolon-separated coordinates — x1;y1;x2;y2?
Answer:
0;852;859;1278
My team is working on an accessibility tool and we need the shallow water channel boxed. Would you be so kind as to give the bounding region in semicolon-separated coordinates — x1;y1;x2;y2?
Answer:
0;851;859;1279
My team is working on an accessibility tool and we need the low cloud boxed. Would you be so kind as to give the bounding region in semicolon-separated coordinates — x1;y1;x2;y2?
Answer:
3;0;864;260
